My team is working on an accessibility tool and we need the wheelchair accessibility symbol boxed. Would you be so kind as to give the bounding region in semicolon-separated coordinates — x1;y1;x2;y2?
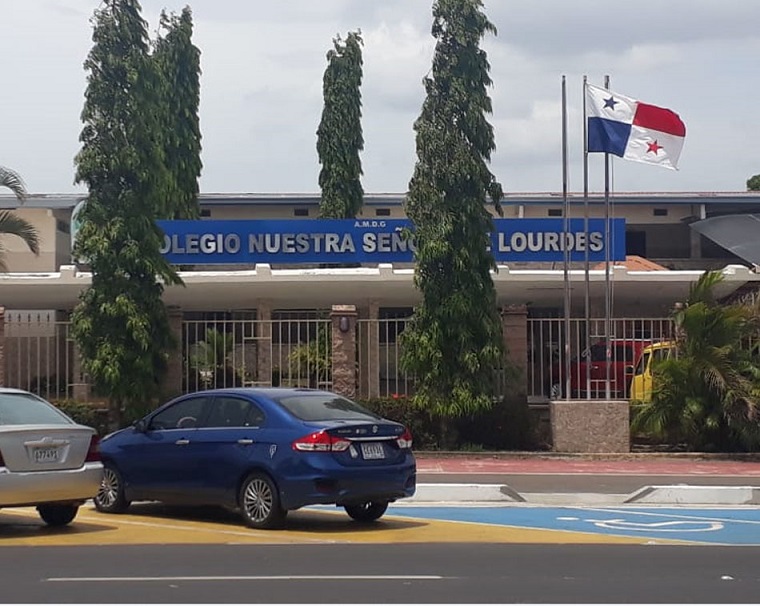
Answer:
584;518;724;533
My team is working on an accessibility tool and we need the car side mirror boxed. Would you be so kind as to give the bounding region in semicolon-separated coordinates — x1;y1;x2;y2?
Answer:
625;365;635;374
133;419;148;433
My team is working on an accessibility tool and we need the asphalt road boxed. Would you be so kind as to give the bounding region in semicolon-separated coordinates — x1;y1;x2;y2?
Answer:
2;543;757;603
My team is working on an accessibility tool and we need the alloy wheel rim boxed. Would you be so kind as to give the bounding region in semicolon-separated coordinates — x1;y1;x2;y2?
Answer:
243;479;273;522
97;468;119;507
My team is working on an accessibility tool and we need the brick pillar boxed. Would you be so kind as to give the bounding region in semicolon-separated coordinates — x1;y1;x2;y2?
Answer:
357;301;380;399
331;304;358;399
501;304;528;395
257;301;273;386
0;307;5;387
161;306;183;398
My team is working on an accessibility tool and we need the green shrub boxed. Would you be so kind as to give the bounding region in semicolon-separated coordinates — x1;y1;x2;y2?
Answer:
358;397;439;450
51;399;110;436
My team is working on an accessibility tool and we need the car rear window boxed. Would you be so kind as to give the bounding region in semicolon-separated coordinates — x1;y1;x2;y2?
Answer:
0;393;73;426
274;394;383;422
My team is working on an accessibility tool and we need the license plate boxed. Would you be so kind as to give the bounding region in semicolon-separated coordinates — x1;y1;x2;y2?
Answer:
360;442;385;460
33;447;60;463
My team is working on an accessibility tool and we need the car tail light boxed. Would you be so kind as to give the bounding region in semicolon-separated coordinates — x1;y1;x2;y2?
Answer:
292;430;351;452
85;435;101;462
396;428;413;450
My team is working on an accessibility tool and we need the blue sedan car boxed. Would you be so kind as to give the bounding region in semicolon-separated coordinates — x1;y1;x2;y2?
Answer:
94;388;416;529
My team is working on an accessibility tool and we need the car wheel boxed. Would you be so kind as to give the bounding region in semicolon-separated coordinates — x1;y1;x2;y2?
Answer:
94;464;131;514
239;472;286;529
344;501;389;523
37;504;78;527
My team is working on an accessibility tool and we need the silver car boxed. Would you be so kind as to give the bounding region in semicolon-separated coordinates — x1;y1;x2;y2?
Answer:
0;388;103;526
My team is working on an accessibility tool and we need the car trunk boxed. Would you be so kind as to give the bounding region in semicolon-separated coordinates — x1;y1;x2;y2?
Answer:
310;420;407;466
0;425;95;472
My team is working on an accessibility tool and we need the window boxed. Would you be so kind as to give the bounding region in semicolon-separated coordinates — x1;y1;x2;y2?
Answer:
204;396;265;428
626;230;646;256
0;393;72;426
274;394;381;422
635;351;650;376
56;220;70;234
547;209;562;217
293;208;309;217
200;209;211;218
653;208;668;217
588;344;634;363
149;396;210;430
375;208;391;217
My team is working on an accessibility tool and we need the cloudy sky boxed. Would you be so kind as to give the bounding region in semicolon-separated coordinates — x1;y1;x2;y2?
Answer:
1;0;758;195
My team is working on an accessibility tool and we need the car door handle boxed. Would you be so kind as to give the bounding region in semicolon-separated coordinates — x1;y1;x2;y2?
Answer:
175;439;190;445
237;439;254;445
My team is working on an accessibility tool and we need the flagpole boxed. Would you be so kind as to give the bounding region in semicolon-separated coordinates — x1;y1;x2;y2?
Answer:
561;75;571;401
603;74;612;401
582;75;591;399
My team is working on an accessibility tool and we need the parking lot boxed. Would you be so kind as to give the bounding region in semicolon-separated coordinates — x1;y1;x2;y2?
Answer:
5;503;759;547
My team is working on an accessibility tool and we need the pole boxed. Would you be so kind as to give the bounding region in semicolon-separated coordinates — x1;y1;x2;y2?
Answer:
561;75;571;401
603;74;612;400
582;75;591;399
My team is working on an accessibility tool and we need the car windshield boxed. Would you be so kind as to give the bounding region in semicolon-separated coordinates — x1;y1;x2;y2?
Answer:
274;394;383;422
0;393;73;426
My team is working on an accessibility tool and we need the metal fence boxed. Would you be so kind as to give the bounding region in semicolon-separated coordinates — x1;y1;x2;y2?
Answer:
2;312;77;401
181;317;333;392
527;317;674;402
356;318;414;399
3;311;676;404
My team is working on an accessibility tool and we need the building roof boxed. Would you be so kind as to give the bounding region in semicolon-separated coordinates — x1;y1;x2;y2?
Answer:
593;256;669;271
3;191;760;210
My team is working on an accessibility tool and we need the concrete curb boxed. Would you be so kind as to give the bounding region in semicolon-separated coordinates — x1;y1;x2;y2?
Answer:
409;483;524;503
411;483;760;505
626;485;760;505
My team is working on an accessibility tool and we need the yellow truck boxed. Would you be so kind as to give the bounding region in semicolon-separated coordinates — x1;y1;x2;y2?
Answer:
629;341;676;403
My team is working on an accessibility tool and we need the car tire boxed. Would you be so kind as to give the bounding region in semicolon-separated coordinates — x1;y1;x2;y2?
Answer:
94;464;131;514
37;504;78;527
344;501;389;523
239;472;286;530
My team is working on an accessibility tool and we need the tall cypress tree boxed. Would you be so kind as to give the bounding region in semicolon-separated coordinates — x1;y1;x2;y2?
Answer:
316;31;364;219
154;6;202;219
400;0;504;444
72;0;180;425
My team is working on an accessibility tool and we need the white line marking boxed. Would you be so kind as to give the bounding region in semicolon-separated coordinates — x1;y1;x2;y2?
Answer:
580;507;760;526
46;575;445;583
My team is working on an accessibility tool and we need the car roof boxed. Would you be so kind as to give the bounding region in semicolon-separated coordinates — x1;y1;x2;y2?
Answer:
184;387;337;399
641;341;676;351
0;387;33;395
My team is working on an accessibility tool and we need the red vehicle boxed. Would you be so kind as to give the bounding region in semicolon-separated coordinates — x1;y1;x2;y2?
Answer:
549;339;651;399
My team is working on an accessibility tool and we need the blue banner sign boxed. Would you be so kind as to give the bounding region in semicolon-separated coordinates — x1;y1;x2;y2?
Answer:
157;218;626;265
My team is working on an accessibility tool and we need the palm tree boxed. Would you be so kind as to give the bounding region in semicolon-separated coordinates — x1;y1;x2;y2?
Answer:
632;271;760;451
0;166;39;271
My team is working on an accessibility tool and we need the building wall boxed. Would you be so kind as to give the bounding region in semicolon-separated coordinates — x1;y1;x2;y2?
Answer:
0;198;736;273
0;208;67;272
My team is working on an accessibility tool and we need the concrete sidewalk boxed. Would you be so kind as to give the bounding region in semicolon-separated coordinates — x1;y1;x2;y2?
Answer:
410;452;760;506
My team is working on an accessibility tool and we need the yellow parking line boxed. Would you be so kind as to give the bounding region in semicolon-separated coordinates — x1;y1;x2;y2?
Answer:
0;506;686;546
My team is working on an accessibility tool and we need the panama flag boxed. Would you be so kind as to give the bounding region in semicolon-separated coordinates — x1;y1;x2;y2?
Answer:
586;84;686;170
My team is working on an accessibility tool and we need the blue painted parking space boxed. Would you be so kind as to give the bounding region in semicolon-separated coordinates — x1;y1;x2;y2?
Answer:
385;505;760;545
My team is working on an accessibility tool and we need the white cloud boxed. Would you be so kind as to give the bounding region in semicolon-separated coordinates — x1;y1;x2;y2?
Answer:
0;1;759;194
